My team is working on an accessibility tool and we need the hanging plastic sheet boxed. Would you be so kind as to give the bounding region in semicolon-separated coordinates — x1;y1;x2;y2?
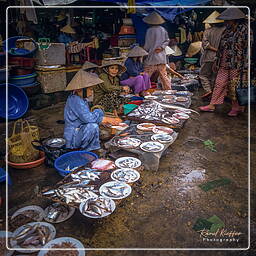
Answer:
42;0;78;5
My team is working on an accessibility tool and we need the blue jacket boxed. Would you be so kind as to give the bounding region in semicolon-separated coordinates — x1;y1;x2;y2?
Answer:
64;94;104;150
121;58;144;80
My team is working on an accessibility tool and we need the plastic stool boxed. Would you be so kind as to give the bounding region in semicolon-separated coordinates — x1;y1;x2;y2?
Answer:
0;168;12;185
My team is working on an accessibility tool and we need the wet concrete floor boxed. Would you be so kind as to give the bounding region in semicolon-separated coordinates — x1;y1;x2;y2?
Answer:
0;89;255;256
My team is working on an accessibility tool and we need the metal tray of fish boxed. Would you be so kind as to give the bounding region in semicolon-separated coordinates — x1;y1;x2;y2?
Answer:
164;90;178;94
99;181;132;200
162;116;180;125
163;95;177;100
117;137;141;149
172;113;190;120
10;222;56;253
174;109;191;114
136;123;156;131
44;203;75;224
11;205;45;222
144;95;158;100
38;237;85;256
111;168;140;183
152;126;174;134
175;90;192;96
176;96;189;102
80;196;116;218
151;134;174;144
139;141;165;152
162;98;177;104
115;157;142;169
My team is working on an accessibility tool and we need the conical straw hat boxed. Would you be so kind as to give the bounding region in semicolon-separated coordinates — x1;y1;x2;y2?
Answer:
65;70;104;91
143;11;165;25
100;60;126;75
217;8;247;20
187;41;202;57
170;45;182;56
60;24;76;34
127;46;148;57
55;11;66;21
203;11;224;24
82;61;99;71
165;46;175;56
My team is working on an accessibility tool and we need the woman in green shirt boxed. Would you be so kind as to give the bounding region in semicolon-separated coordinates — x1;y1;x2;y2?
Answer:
93;61;130;113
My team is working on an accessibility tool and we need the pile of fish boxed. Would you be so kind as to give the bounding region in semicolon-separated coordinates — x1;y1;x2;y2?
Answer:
111;168;140;183
99;181;131;199
140;141;164;152
12;223;51;248
128;102;166;121
80;197;114;218
70;169;101;182
42;185;98;204
117;137;141;148
45;203;71;222
115;157;141;169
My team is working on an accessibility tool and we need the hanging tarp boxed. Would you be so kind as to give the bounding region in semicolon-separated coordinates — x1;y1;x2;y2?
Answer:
42;0;78;5
84;0;210;4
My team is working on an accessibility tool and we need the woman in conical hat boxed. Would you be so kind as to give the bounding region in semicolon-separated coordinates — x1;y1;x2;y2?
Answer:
64;70;107;151
199;11;225;99
143;11;172;90
93;61;130;113
199;8;248;116
120;46;151;96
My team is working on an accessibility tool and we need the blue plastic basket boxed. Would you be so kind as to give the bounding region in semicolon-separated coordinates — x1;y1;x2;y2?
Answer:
3;36;38;57
0;83;29;119
9;73;37;86
54;151;98;177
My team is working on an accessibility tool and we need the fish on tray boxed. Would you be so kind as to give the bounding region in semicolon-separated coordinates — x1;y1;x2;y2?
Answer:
117;137;141;148
81;197;114;217
99;181;131;199
45;203;71;222
12;223;51;248
111;168;140;183
115;157;141;169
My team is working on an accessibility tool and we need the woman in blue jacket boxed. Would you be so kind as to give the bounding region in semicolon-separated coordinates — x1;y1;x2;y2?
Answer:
64;69;105;151
120;46;151;96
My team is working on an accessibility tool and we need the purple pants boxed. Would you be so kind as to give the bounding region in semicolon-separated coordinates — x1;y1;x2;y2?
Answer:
120;73;151;94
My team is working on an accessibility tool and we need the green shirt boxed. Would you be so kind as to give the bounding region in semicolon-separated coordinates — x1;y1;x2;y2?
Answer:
93;73;122;105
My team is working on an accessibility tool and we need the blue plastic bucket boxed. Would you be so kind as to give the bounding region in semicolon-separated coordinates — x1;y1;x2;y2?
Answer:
54;151;98;177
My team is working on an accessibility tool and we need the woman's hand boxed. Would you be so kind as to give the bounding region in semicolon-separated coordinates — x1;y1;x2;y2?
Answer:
122;86;130;94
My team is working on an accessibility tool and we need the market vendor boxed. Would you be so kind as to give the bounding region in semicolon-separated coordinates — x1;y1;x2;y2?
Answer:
143;11;171;90
64;69;106;151
120;46;151;96
93;61;130;114
58;24;76;44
